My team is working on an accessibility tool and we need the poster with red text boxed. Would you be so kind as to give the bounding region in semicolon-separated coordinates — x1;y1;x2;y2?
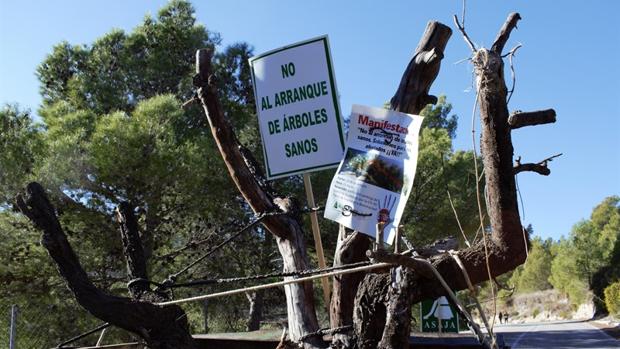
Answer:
324;104;423;244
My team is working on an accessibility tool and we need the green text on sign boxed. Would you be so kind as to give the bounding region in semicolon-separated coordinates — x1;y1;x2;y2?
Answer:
249;36;345;179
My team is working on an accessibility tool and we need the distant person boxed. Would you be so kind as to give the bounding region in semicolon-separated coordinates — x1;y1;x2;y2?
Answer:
499;312;503;324
504;312;509;323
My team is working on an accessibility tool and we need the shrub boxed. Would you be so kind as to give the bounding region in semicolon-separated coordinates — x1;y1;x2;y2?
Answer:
604;281;620;316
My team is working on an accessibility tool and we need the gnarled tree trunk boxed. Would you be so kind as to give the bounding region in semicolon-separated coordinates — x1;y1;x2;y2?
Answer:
16;183;197;348
193;49;323;348
326;20;452;348
354;12;556;348
329;21;453;349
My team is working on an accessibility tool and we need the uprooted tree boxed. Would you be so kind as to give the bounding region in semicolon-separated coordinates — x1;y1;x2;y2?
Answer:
15;10;558;349
349;12;560;349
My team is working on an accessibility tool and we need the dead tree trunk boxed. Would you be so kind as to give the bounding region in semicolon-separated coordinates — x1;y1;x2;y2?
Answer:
332;21;452;348
329;22;452;349
193;49;323;348
16;183;197;349
329;227;371;348
246;291;264;331
354;13;557;348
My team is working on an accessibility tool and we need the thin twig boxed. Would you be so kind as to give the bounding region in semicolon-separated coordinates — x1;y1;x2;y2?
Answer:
454;57;472;65
447;190;471;247
453;15;477;53
537;153;562;165
182;96;198;108
471;213;486;243
514;174;529;257
505;44;522;104
461;0;467;28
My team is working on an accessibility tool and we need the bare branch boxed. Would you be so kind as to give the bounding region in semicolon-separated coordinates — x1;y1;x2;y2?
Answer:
181;96;198;108
351;21;453;348
366;249;433;279
115;202;149;298
491;12;522;54
15;183;196;348
193;48;286;237
193;48;322;346
514;153;562;176
514;163;550;176
505;43;522;104
389;21;452;113
502;43;523;58
453;14;477;53
509;109;557;129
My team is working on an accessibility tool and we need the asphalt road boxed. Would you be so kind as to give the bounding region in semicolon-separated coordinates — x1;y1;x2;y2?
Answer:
494;320;619;348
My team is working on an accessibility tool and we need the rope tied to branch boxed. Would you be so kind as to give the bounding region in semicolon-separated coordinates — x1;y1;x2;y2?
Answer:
161;261;372;289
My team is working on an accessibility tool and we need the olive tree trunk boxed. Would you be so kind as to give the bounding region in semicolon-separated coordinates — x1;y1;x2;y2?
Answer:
16;183;197;348
354;13;556;348
193;49;323;348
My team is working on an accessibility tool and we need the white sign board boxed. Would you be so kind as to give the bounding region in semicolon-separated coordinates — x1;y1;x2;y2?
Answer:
249;36;345;179
324;105;423;244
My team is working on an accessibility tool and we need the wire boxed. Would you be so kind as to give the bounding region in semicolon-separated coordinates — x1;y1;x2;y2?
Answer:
56;323;110;348
156;209;322;289
165;261;372;289
515;174;529;257
156;262;393;307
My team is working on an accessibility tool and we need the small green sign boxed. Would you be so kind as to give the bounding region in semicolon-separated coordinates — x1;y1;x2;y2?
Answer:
421;296;459;333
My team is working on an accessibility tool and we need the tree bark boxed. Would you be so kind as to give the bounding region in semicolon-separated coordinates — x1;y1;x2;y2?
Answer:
329;227;371;348
193;49;323;348
16;183;197;349
116;202;150;298
246;291;264;331
508;109;556;129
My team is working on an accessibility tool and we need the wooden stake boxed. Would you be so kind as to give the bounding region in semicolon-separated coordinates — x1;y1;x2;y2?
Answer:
394;226;401;254
302;173;331;310
376;222;385;251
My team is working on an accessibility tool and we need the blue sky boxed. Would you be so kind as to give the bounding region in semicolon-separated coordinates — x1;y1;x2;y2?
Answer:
1;1;619;241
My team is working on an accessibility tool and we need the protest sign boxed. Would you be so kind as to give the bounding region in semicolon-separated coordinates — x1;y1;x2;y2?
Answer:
324;104;423;244
249;36;345;179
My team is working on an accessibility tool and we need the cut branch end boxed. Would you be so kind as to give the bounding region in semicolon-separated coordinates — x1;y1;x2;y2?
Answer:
509;109;556;129
491;12;522;54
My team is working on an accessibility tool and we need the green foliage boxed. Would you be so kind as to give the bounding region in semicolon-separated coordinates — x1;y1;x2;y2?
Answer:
604;281;620;316
548;196;620;310
0;105;45;206
1;0;281;343
591;196;620;262
510;237;553;293
36;0;214;114
419;95;457;139
400;97;483;246
549;238;590;307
